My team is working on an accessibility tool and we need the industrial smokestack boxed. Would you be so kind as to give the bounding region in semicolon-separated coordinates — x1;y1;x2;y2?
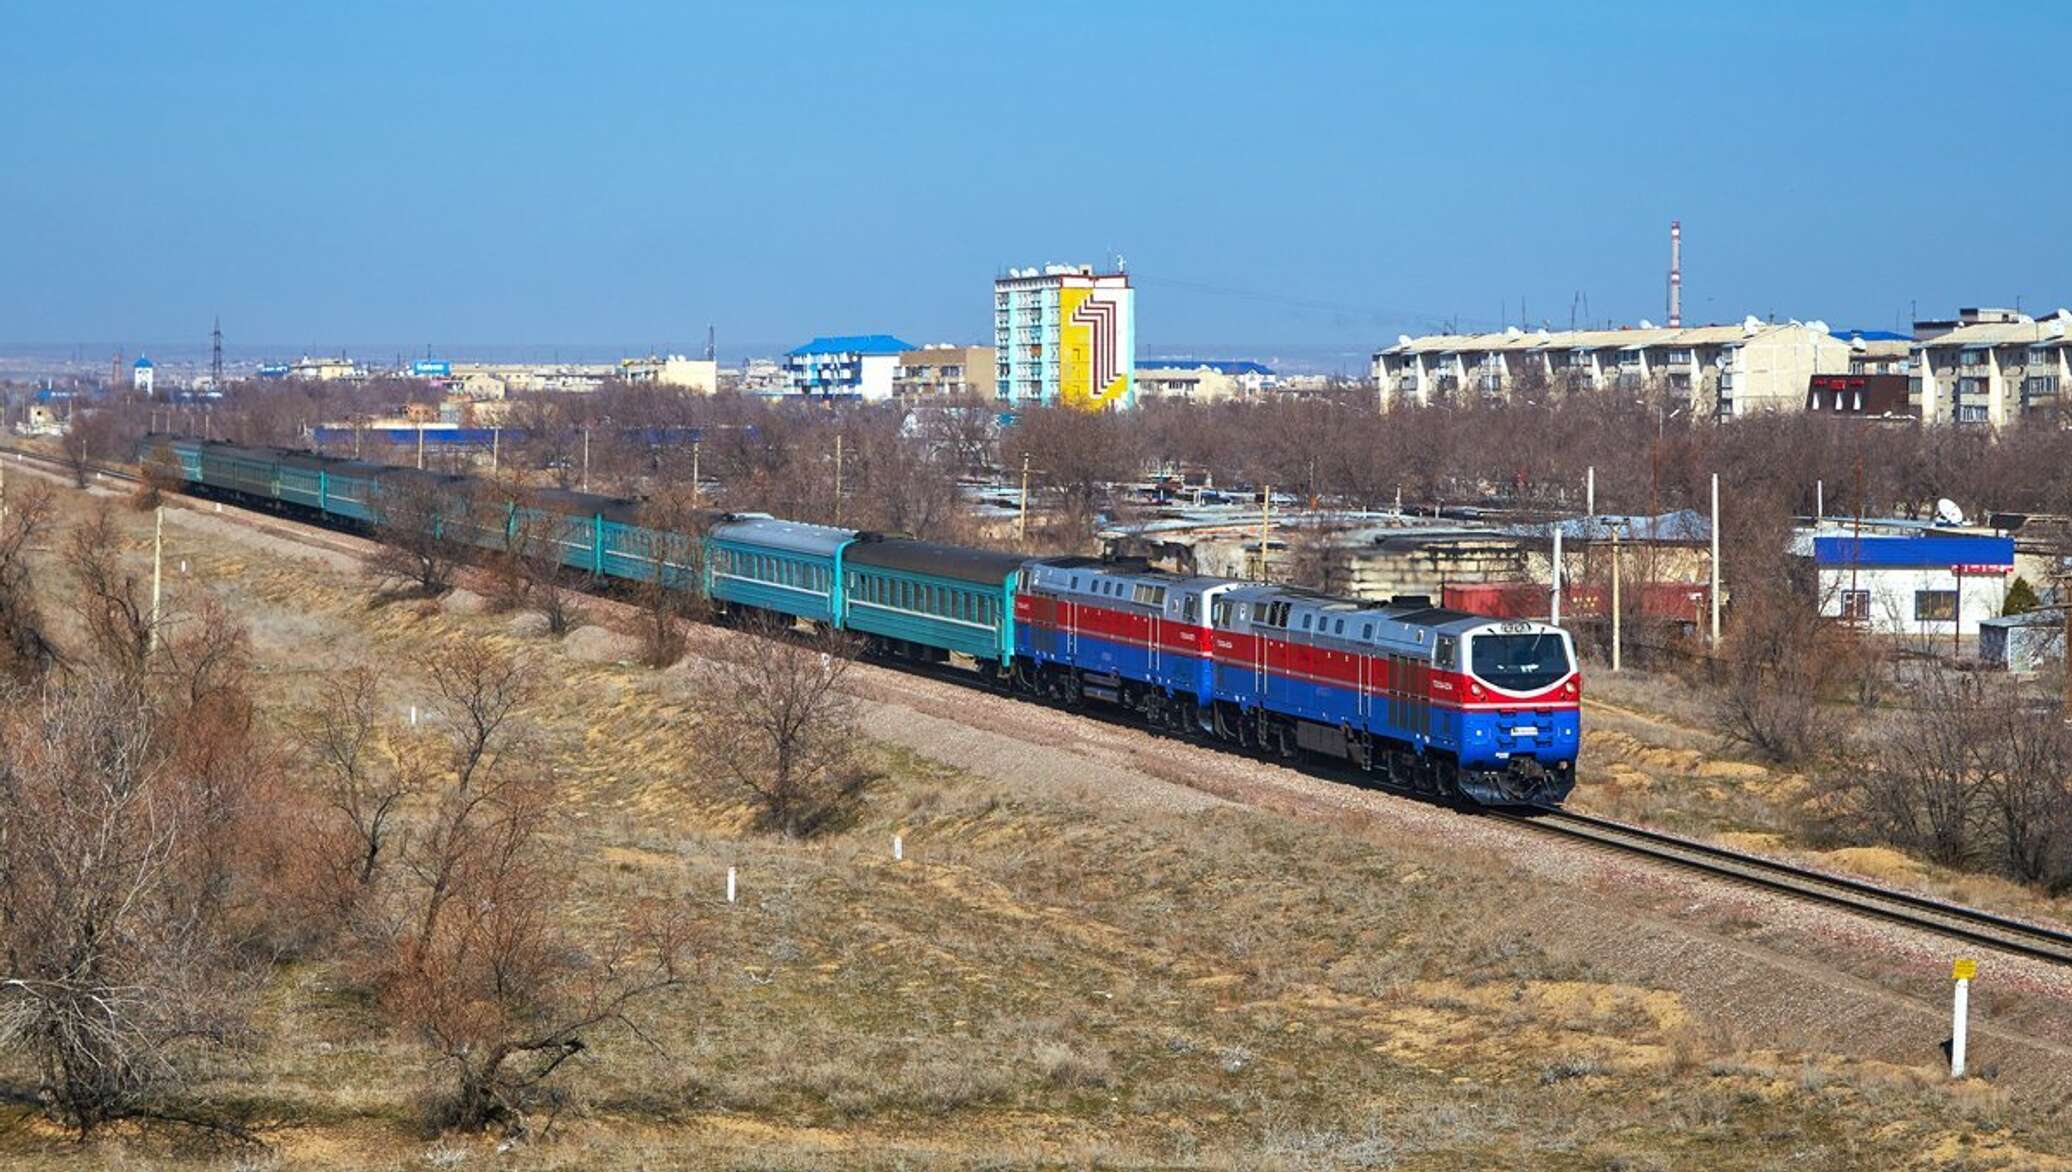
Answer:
1668;220;1683;328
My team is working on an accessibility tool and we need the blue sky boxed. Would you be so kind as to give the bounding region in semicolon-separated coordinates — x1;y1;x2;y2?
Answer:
3;1;2067;363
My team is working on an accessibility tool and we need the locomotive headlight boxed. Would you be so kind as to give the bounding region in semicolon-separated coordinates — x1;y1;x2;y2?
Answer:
1468;682;1486;700
1562;680;1579;698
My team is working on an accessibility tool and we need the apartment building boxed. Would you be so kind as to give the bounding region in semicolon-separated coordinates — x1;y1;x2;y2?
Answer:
994;264;1134;409
783;335;913;401
1910;307;2072;425
1134;360;1275;403
893;344;996;398
1371;318;1850;417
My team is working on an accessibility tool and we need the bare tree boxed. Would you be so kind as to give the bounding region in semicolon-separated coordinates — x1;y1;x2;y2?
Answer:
367;471;464;598
686;620;872;837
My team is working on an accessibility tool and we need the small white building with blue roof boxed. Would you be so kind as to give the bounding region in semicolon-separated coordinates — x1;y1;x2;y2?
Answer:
131;355;156;396
784;335;913;401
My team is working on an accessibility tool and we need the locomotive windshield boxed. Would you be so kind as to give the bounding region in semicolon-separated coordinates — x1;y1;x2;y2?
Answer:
1470;631;1569;692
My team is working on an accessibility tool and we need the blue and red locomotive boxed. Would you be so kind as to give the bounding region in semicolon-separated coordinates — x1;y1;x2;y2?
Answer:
161;437;1579;806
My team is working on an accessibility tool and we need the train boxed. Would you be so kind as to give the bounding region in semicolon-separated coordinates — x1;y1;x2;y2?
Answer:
156;436;1579;806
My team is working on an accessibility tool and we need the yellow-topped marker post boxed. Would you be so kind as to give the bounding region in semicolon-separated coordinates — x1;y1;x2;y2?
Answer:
1951;958;1976;1078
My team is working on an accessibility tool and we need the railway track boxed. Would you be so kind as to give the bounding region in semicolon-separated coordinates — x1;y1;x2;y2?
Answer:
1499;806;2072;966
17;441;2072;968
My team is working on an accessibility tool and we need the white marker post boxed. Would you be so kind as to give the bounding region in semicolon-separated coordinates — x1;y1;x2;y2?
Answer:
726;866;737;904
408;705;419;727
1951;957;1975;1079
1550;524;1563;625
893;834;903;862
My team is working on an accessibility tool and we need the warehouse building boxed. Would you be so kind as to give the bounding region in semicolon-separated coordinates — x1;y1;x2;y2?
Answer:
1809;531;2014;639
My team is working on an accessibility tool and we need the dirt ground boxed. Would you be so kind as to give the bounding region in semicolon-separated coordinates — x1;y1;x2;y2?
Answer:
2;476;2070;1170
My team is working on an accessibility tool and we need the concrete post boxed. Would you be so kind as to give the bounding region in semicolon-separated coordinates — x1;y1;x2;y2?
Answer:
1710;472;1722;645
1950;957;1976;1078
1611;530;1622;672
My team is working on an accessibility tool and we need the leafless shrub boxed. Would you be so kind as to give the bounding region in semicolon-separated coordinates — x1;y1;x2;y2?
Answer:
0;481;61;680
298;665;424;899
685;620;873;837
1711;591;1851;765
1819;673;2072;883
631;490;706;667
367;471;465;598
0;627;292;1139
341;643;691;1135
63;503;155;678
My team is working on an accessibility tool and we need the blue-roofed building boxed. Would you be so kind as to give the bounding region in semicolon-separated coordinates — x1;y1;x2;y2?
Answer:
784;335;914;401
1808;530;2015;638
131;355;156;396
1134;358;1276;402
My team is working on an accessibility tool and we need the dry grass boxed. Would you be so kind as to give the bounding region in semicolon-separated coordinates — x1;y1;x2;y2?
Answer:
0;487;2067;1168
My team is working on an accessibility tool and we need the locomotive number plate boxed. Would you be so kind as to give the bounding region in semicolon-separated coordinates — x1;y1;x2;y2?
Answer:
1510;726;1538;738
1497;621;1534;634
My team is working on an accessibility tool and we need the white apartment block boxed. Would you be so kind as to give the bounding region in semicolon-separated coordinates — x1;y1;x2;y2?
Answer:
1371;318;1851;417
1910;307;2072;426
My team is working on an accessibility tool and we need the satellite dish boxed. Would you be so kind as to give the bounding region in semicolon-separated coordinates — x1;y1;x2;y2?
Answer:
1638;318;1655;329
1935;498;1965;526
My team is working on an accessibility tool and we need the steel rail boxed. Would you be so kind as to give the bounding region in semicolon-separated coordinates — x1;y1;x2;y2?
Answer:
1498;806;2072;966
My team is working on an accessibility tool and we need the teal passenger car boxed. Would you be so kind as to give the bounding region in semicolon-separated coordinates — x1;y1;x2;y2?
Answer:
841;538;1021;665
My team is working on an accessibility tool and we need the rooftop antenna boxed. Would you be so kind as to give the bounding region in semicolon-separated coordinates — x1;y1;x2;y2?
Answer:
210;316;224;387
1667;220;1683;327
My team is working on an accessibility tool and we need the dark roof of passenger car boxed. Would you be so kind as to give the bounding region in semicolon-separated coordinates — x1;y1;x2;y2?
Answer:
846;538;1026;585
520;486;645;524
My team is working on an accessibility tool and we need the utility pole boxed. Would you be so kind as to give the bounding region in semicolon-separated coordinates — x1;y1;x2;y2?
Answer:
1018;452;1031;543
1610;529;1623;672
148;506;164;654
491;427;500;476
691;439;701;509
1551;524;1563;625
1586;465;1595;517
1258;486;1272;582
582;426;591;492
833;432;844;527
1709;472;1722;646
416;422;425;470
